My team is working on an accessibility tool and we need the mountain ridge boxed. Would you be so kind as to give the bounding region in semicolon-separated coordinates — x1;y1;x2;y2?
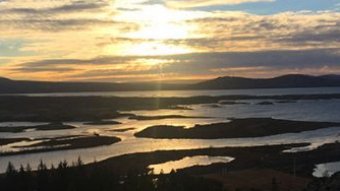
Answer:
1;74;340;94
192;74;340;90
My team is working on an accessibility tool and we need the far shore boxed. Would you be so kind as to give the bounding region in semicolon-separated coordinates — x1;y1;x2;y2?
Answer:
87;142;340;179
0;135;120;156
1;94;340;122
0;122;76;133
135;118;340;139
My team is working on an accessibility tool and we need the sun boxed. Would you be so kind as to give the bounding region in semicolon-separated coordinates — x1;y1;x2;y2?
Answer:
129;6;190;40
111;4;196;56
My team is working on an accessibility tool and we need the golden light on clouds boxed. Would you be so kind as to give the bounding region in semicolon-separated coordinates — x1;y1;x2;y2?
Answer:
0;0;339;82
108;4;202;56
121;42;192;56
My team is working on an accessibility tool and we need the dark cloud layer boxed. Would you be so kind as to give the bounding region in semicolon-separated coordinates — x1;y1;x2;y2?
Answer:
1;1;340;81
0;1;134;31
0;18;125;31
2;1;109;14
160;48;340;75
14;48;340;76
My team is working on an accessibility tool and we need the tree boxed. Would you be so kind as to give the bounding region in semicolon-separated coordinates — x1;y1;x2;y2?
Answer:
272;177;279;191
6;162;17;177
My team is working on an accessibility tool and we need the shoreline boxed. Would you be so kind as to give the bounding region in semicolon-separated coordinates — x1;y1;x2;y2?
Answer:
83;142;340;178
0;136;121;156
135;118;340;139
1;94;340;122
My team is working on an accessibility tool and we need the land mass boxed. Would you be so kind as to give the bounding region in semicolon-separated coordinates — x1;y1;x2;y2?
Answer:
1;142;340;191
83;120;121;125
0;138;30;146
90;142;340;180
2;142;340;191
192;74;340;90
1;74;340;93
0;122;76;133
1;135;121;156
135;118;340;139
86;142;340;190
128;115;208;121
110;128;135;132
1;94;340;122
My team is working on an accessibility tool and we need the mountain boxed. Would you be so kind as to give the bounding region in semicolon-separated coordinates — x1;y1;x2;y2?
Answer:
320;74;340;81
191;74;340;90
1;74;340;94
0;79;185;94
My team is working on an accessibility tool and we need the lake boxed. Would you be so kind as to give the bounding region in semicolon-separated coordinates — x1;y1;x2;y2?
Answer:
4;87;340;97
1;87;340;176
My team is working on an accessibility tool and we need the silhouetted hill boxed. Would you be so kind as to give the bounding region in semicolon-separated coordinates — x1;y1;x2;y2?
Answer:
0;77;11;82
1;74;340;94
320;74;340;80
0;79;185;94
191;74;340;90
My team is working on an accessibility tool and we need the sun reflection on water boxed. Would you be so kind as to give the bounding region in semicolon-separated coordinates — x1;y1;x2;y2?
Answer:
149;155;234;174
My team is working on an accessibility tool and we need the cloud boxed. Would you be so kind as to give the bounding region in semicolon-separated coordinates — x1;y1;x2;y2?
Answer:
98;10;340;53
176;11;340;51
111;48;340;78
1;1;109;14
48;1;109;13
0;0;137;32
165;0;275;8
12;66;77;73
11;56;174;74
1;2;340;82
11;48;340;81
0;1;138;59
0;18;128;32
277;26;340;44
17;57;136;67
70;66;161;79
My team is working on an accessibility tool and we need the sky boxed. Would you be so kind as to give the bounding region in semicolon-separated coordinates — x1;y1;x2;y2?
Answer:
0;0;339;83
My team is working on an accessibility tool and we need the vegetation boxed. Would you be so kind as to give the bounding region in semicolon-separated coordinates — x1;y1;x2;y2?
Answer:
0;122;76;133
0;138;30;146
1;142;340;191
305;172;340;191
0;159;224;191
2;158;340;191
1;94;340;122
83;120;121;125
1;136;121;156
128;114;208;121
135;118;340;139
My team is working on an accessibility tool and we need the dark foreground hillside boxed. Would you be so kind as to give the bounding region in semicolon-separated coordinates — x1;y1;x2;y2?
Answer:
1;159;339;191
0;159;223;191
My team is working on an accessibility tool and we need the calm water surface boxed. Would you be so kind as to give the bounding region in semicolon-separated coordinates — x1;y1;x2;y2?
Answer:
313;161;340;177
149;156;234;174
1;88;340;176
4;87;340;97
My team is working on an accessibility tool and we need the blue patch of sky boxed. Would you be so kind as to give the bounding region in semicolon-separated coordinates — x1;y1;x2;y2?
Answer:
145;0;339;15
197;0;339;15
0;39;34;57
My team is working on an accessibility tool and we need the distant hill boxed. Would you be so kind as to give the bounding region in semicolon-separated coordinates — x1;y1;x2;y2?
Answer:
1;74;340;94
320;74;340;81
0;79;185;94
191;74;340;90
